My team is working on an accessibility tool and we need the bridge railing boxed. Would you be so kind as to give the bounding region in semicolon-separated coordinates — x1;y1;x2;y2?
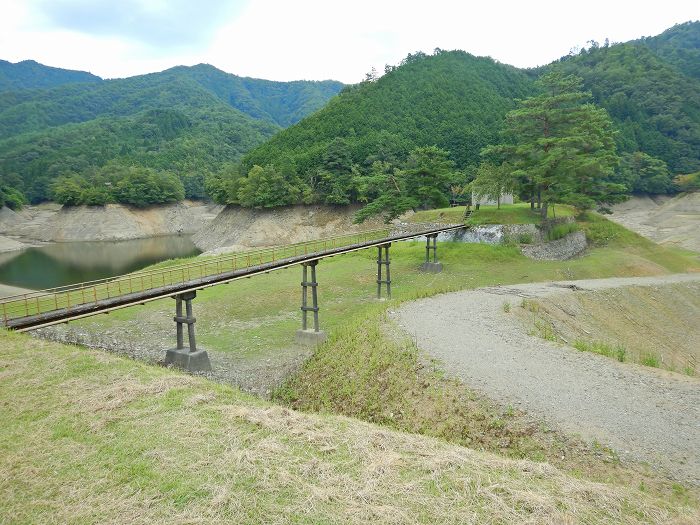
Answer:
0;227;392;325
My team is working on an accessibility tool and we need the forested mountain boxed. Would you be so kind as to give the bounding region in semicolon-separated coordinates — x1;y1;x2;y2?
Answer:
168;64;344;127
637;21;700;79
1;21;698;211
549;28;700;174
0;63;343;205
0;59;100;92
242;51;533;175
235;21;699;213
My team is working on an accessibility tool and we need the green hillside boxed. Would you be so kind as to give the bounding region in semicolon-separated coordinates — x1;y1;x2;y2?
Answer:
0;59;100;91
242;50;533;175
235;23;700;213
169;64;344;127
637;20;700;79
0;64;343;204
549;37;700;174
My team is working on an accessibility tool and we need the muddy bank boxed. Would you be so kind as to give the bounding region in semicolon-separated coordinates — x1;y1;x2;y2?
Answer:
0;234;30;253
193;204;385;253
0;201;222;245
609;193;700;252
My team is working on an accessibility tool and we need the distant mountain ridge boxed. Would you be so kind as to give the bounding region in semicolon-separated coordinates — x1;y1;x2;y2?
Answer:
0;59;101;91
0;61;344;204
1;20;698;209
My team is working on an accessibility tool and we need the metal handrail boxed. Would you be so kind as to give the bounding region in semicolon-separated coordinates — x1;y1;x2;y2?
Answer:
1;223;464;329
0;228;391;299
0;227;395;321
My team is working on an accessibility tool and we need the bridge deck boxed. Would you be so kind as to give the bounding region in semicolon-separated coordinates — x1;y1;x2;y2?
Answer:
1;225;463;331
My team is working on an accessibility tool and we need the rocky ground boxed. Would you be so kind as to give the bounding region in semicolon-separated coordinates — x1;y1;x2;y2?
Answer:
0;200;222;247
194;204;387;254
609;193;700;252
392;273;700;485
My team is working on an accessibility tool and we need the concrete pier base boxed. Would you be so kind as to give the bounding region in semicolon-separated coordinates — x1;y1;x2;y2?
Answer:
420;262;443;273
165;347;212;372
296;329;327;346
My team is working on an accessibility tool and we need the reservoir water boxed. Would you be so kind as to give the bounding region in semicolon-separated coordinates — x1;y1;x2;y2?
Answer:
0;236;201;291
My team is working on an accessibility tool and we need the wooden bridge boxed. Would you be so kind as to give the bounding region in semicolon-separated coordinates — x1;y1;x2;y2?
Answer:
1;224;464;370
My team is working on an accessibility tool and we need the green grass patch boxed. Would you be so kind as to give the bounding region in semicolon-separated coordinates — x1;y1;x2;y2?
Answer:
573;339;627;362
410;203;575;226
3;330;697;522
64;212;698;364
546;222;579;241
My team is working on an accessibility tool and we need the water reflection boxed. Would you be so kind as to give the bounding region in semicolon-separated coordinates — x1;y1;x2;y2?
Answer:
0;236;201;290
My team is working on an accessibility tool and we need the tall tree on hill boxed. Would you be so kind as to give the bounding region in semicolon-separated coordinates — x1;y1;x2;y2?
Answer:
317;138;355;205
485;72;624;217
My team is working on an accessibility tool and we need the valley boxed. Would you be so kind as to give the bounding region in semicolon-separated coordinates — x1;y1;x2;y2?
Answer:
1;15;700;525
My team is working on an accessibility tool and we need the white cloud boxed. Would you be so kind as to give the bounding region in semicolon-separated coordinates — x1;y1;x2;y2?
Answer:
0;0;698;81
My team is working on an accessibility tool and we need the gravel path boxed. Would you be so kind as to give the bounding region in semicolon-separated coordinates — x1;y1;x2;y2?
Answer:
392;273;700;484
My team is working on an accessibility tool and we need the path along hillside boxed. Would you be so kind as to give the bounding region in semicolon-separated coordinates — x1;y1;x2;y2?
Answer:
393;274;700;484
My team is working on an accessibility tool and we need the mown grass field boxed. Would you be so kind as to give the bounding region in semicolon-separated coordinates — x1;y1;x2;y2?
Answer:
410;203;575;225
2;329;699;524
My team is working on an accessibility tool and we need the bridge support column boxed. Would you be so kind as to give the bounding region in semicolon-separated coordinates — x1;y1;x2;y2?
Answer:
296;260;326;345
420;234;443;273
377;243;391;300
165;291;212;372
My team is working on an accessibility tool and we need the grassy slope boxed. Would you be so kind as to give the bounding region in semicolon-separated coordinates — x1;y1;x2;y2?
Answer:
410;203;575;225
12;209;699;521
2;330;698;524
68;210;697;364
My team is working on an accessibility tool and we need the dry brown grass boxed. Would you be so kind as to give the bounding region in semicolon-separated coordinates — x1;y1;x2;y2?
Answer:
518;282;700;374
1;330;698;524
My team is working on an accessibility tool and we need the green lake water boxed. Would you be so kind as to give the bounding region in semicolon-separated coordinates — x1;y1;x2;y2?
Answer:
0;236;201;290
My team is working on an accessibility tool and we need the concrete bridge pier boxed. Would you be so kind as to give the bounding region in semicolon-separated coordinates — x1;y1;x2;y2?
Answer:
421;234;443;273
377;243;391;300
296;260;327;345
165;291;212;372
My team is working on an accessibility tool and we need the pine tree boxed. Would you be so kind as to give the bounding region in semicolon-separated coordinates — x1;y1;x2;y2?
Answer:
485;72;624;217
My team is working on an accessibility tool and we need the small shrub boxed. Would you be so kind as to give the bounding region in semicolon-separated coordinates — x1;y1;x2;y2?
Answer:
533;319;557;341
502;302;511;313
517;233;534;244
546;222;579;242
641;354;660;368
615;345;626;362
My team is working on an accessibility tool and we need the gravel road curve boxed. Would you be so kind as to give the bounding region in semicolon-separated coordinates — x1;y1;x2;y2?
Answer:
392;273;700;484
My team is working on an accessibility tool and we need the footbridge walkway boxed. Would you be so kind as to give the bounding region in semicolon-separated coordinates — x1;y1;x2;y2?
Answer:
1;224;464;370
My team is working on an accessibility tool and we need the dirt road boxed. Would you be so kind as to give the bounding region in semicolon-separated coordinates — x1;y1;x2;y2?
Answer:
392;273;700;484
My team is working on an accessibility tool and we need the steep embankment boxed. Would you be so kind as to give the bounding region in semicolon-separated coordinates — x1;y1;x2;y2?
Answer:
0;200;222;245
192;204;385;253
609;193;700;252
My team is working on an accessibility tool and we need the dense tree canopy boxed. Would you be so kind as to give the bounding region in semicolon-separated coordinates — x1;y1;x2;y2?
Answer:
548;34;700;175
0;63;342;206
1;22;698;210
482;72;624;216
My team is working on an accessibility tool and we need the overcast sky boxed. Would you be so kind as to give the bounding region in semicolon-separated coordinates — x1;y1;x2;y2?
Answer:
1;0;698;83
